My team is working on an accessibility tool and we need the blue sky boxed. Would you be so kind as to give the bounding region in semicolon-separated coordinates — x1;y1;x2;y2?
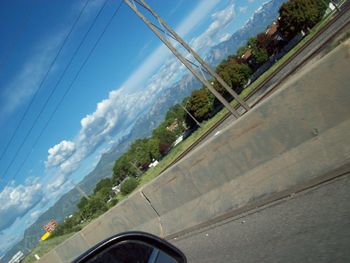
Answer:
0;0;268;256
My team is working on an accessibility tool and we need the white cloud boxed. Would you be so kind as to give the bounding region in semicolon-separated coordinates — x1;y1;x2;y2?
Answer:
0;180;43;231
175;0;221;37
46;174;66;190
46;140;76;168
0;175;73;256
239;6;248;13
219;33;232;42
190;3;236;52
30;210;41;219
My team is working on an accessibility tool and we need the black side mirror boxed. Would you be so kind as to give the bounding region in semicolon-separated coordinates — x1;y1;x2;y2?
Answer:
72;231;186;263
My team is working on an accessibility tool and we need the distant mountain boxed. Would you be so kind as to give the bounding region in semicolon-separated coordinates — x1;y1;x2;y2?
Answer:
129;74;200;140
4;1;285;260
206;0;287;66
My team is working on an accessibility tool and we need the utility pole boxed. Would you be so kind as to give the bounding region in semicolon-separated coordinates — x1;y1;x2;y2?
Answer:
320;0;329;8
130;161;143;176
179;103;201;127
124;0;250;118
332;0;340;12
321;0;340;12
76;185;89;199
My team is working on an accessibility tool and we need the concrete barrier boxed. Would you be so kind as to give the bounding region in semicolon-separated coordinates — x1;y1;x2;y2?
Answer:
38;41;350;262
39;192;160;263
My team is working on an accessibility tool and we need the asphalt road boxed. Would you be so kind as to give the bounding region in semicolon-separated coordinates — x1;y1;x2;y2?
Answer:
207;3;350;139
171;173;350;263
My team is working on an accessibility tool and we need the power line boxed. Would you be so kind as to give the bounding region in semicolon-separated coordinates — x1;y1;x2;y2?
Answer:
5;0;124;185
0;0;114;183
0;0;92;162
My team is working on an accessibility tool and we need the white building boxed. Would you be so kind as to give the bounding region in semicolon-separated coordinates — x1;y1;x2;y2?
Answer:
173;135;184;147
8;251;24;263
148;160;159;168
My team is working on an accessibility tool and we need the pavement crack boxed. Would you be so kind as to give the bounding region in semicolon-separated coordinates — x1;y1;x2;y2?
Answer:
140;190;164;237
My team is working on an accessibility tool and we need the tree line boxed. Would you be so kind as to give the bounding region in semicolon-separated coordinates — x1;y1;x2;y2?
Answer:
50;0;330;238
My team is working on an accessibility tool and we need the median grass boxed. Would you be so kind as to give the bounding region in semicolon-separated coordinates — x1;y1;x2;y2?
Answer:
138;109;228;186
22;233;74;263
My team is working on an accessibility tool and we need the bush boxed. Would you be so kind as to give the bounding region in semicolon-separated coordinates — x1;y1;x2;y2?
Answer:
109;198;119;207
120;177;139;195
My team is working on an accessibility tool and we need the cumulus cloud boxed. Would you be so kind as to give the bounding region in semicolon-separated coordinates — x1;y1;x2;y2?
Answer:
239;6;248;14
46;140;76;168
0;180;43;231
190;3;236;52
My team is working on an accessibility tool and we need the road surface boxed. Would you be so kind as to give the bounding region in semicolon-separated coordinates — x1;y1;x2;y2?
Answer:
171;173;350;263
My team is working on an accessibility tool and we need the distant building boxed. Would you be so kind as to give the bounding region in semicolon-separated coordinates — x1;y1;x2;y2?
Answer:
112;177;130;194
173;135;184;147
8;251;24;263
149;160;159;168
241;48;254;66
265;21;284;41
166;119;179;132
112;185;120;194
241;48;252;60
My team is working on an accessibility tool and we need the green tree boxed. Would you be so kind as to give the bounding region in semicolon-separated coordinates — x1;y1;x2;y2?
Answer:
109;198;119;207
96;187;113;203
256;32;281;56
152;123;177;146
81;195;108;219
113;154;137;183
186;88;214;123
147;138;162;161
214;58;252;99
120;177;139;195
278;0;329;40
77;196;89;211
50;213;82;238
93;178;113;194
164;104;185;127
248;37;269;65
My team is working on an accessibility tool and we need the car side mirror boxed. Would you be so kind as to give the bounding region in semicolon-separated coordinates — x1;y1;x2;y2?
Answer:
72;231;186;263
